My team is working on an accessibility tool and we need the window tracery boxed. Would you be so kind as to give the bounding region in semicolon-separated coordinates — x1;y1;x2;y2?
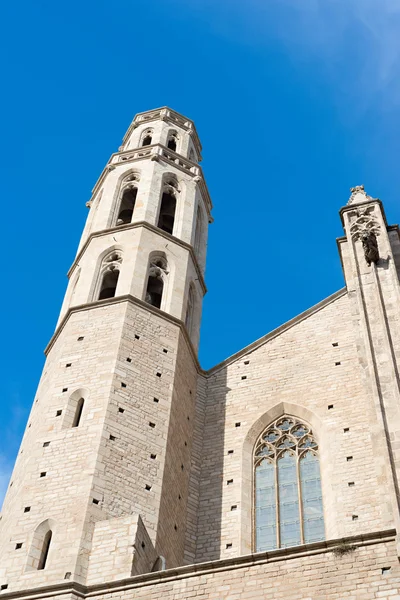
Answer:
167;130;179;152
254;416;324;552
157;177;179;235
116;172;140;225
141;128;153;147
145;255;168;309
98;251;122;300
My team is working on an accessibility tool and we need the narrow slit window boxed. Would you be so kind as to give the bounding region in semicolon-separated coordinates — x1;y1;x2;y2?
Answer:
72;398;84;428
38;530;52;570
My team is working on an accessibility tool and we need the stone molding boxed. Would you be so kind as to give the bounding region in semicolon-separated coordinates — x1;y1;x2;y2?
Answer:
88;144;213;219
67;221;207;295
0;529;395;600
122;106;203;159
44;294;201;372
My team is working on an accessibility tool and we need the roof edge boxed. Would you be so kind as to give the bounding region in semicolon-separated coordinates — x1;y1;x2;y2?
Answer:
204;288;348;376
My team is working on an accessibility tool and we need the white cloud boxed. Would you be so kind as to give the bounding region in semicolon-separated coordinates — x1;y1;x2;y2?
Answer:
247;0;400;105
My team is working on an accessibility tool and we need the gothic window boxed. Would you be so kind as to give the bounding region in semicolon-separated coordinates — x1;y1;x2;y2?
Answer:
254;416;324;552
194;205;203;256
157;177;179;235
185;284;195;336
26;519;54;571
145;255;168;309
98;251;122;300
38;530;52;570
116;173;140;226
72;398;84;427
141;128;153;147
167;130;179;152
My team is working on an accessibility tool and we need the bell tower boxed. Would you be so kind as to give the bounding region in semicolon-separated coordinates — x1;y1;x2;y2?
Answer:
0;108;212;591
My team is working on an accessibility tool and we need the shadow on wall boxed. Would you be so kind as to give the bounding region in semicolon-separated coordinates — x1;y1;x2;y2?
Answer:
195;369;230;562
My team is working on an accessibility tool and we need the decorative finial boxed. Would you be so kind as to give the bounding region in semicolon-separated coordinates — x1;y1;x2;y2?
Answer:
348;185;377;206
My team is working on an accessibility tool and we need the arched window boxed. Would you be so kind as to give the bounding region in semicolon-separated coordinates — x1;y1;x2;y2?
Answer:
38;530;52;570
157;178;179;235
98;251;122;300
141;128;153;147
254;416;324;552
185;284;195;336
145;256;168;309
167;130;179;152
26;519;55;571
194;205;203;256
116;172;140;226
72;397;84;428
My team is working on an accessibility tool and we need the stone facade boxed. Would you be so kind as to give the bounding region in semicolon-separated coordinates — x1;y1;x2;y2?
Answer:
1;109;400;599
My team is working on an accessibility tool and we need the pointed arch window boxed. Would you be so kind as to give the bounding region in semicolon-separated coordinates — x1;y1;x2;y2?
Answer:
38;530;52;570
141;128;153;147
157;178;179;235
72;397;84;428
116;173;140;226
167;130;179;152
145;255;168;309
194;205;203;256
254;416;324;552
26;519;55;571
98;251;122;300
185;284;195;336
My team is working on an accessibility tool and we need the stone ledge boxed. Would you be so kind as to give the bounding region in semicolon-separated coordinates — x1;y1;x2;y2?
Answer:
1;529;395;600
67;221;207;295
44;294;200;372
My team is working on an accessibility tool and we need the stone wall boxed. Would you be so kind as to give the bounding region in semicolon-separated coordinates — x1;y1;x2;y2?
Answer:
195;291;394;563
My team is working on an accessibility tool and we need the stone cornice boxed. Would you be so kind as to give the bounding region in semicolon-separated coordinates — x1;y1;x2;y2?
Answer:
1;529;395;600
122;106;202;159
68;221;207;295
44;294;200;371
89;144;213;219
204;288;348;376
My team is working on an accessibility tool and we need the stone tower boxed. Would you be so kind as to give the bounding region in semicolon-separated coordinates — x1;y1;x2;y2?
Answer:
3;108;400;600
0;107;212;589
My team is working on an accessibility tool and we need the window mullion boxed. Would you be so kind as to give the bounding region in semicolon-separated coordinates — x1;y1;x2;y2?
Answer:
275;458;280;549
297;454;304;545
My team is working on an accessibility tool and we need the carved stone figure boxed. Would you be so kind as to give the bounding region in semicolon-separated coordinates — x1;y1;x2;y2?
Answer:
361;230;379;266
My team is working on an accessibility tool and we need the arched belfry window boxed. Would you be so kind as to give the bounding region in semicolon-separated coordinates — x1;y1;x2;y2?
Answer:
185;284;195;336
254;416;324;552
116;173;140;226
145;255;168;309
157;177;179;235
167;130;179;152
98;251;122;300
141;128;153;146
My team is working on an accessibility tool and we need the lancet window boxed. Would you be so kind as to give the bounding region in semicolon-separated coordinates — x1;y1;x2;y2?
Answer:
157;177;179;235
141;128;153;146
254;416;324;552
98;251;122;300
167;130;179;152
145;255;168;309
116;172;139;225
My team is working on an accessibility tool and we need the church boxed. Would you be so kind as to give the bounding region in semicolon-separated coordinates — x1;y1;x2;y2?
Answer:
1;107;400;599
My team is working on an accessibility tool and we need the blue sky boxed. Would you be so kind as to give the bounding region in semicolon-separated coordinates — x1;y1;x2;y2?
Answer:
1;0;400;504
